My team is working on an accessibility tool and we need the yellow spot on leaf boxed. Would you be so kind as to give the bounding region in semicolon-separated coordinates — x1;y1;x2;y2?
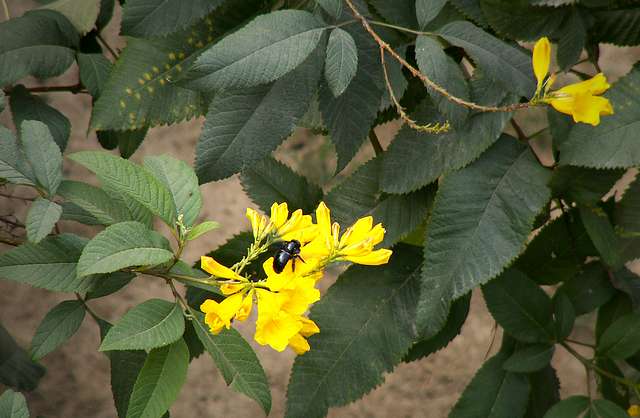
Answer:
187;37;194;44
178;52;185;59
165;64;171;70
146;86;154;94
138;79;145;85
207;35;213;42
143;73;152;81
135;93;141;100
176;64;183;72
169;52;176;60
125;88;133;95
196;41;204;48
159;79;166;86
129;112;136;120
119;100;126;108
152;66;160;73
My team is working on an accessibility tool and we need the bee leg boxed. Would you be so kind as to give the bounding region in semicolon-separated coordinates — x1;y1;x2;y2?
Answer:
291;257;296;272
298;255;306;264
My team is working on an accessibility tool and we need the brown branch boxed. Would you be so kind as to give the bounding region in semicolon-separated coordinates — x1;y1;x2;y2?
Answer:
3;84;88;95
343;0;530;114
368;129;383;156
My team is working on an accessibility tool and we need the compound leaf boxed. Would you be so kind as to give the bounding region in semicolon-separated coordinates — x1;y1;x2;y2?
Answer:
25;198;62;244
30;300;85;360
324;28;358;97
20;120;63;196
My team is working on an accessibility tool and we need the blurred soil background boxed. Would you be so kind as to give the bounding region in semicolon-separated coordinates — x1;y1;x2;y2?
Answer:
1;1;639;417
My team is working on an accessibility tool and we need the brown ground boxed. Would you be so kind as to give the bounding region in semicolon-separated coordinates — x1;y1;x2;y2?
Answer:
1;2;639;417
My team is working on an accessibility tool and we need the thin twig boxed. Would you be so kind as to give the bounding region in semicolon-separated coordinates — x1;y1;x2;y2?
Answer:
75;293;101;323
0;235;21;246
3;84;88;95
510;119;528;142
368;129;383;156
1;0;9;20
343;0;530;114
97;33;119;60
369;19;433;36
566;338;595;349
380;47;449;133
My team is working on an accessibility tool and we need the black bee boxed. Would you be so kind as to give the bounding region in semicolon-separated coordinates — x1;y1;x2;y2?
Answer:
272;239;305;273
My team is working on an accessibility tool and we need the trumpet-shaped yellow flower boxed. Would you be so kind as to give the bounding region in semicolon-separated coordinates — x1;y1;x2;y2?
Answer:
200;255;248;295
629;405;640;417
246;202;318;242
254;290;304;352
304;202;392;266
262;258;320;315
531;37;613;126
201;293;245;334
288;317;320;355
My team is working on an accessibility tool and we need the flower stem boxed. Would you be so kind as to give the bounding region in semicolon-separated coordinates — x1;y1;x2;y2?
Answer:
561;342;639;390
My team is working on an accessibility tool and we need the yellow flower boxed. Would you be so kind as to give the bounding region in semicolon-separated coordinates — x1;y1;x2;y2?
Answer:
288;317;320;355
200;293;245;334
629;405;640;417
544;73;614;126
254;290;303;351
200;255;248;295
304;202;392;266
262;258;320;315
235;289;254;321
246;202;317;242
531;37;613;126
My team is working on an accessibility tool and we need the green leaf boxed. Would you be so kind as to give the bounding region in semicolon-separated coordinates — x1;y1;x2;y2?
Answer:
286;246;422;418
77;53;112;98
553;292;575;342
557;262;616;316
30;300;85;360
616;175;640;236
596;294;633;343
417;139;551;336
515;212;592;285
0;10;78;87
317;0;341;19
0;234;98;293
57;180;133;226
417;0;448;28
100;299;184;351
560;64;640;168
403;292;471;362
449;349;530;418
450;0;488;27
381;83;514;193
195;45;323;182
41;0;100;33
597;312;640;359
86;272;136;300
143;155;202;226
121;0;223;38
596;357;629;409
184;10;326;91
580;207;624;269
9;85;70;151
69;151;177;226
324;28;358;97
543;396;590;418
610;268;640;310
126;339;188;418
592;9;640;47
483;269;555;343
96;0;115;30
0;389;29;418
415;35;469;125
240;157;323;215
550;167;624;206
556;9;587;70
185;221;220;241
0;127;34;186
504;344;554;373
191;311;271;414
479;0;566;42
110;348;147;418
25;198;62;243
369;0;418;28
324;157;434;246
588;399;629;418
319;24;383;171
77;221;174;277
525;365;560;418
20;120;62;196
0;324;45;392
437;21;535;96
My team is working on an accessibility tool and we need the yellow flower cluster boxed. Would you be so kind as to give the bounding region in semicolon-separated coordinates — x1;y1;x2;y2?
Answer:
199;202;392;355
531;37;613;126
630;405;640;417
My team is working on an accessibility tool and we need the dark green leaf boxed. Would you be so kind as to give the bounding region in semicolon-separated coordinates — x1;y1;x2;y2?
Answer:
184;10;326;91
9;85;70;151
121;0;224;38
96;0;115;30
597;312;640;359
483;269;555;343
286;246;422;418
20;120;62;196
543;396;589;418
417;0;448;28
588;399;629;418
40;0;100;33
548;107;573;153
69;151;177;226
0;324;45;392
0;10;78;86
0;234;98;292
195;46;323;182
558;262;616;316
592;9;640;47
185;221;220;241
0;389;29;418
556;10;587;70
192;311;271;414
324;28;357;97
57;180;133;226
479;0;566;41
240;156;323;214
317;0;341;19
437;21;535;96
450;0;487;27
560;64;640;168
553;292;575;342
504;344;555;373
610;268;640;310
77;221;173;277
449;350;530;418
25;198;62;244
126;339;188;418
525;365;560;418
580;207;624;269
616;175;640;236
596;358;629;409
550;167;624;206
417;139;551;336
415;35;469;126
110;349;147;418
30;300;85;360
77;53;112;98
596;294;632;343
143;155;202;226
404;292;471;362
100;299;185;351
0;127;34;186
86;272;136;300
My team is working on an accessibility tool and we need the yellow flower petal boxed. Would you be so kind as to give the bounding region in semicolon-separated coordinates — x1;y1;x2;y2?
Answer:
344;248;393;265
220;282;246;295
288;333;311;355
299;317;320;337
557;72;610;96
629;405;640;417
246;208;261;239
235;290;254;321
548;93;613;126
255;290;303;351
315;202;333;249
533;37;551;93
339;216;373;248
270;202;289;229
200;256;242;280
200;293;244;334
